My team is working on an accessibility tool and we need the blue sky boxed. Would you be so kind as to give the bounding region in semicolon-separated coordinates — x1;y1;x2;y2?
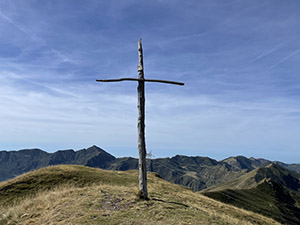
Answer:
0;0;300;163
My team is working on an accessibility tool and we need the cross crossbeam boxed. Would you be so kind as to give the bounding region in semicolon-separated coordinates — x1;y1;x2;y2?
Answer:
96;78;184;86
96;39;184;199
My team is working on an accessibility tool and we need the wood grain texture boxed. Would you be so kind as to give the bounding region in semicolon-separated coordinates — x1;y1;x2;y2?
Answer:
137;39;148;199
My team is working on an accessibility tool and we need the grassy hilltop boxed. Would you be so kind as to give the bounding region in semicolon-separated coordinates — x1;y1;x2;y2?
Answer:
0;165;279;225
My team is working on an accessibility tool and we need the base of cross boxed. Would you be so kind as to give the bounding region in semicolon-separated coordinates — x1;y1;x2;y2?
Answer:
137;190;150;200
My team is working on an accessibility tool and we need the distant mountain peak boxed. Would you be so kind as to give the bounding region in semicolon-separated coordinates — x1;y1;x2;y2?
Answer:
221;155;272;171
81;145;107;153
87;145;101;150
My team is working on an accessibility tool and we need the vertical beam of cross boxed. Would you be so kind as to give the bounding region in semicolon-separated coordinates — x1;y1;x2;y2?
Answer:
96;39;184;199
137;39;147;198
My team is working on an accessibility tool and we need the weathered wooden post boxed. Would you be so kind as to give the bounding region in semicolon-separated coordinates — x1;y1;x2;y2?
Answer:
137;39;148;198
96;39;184;199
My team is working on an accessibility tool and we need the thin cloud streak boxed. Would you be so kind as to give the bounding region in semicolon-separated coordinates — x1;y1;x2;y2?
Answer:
266;49;300;72
0;11;39;42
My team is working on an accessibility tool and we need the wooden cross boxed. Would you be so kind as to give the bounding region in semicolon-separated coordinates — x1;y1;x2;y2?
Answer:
96;39;184;199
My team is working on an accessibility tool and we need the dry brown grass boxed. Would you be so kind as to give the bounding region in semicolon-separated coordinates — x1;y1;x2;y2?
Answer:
0;165;280;225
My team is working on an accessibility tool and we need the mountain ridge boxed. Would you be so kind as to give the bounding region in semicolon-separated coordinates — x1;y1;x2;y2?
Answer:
0;145;115;181
202;163;300;224
1;145;299;191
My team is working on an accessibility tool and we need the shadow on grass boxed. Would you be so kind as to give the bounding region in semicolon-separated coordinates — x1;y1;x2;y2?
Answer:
151;198;189;208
